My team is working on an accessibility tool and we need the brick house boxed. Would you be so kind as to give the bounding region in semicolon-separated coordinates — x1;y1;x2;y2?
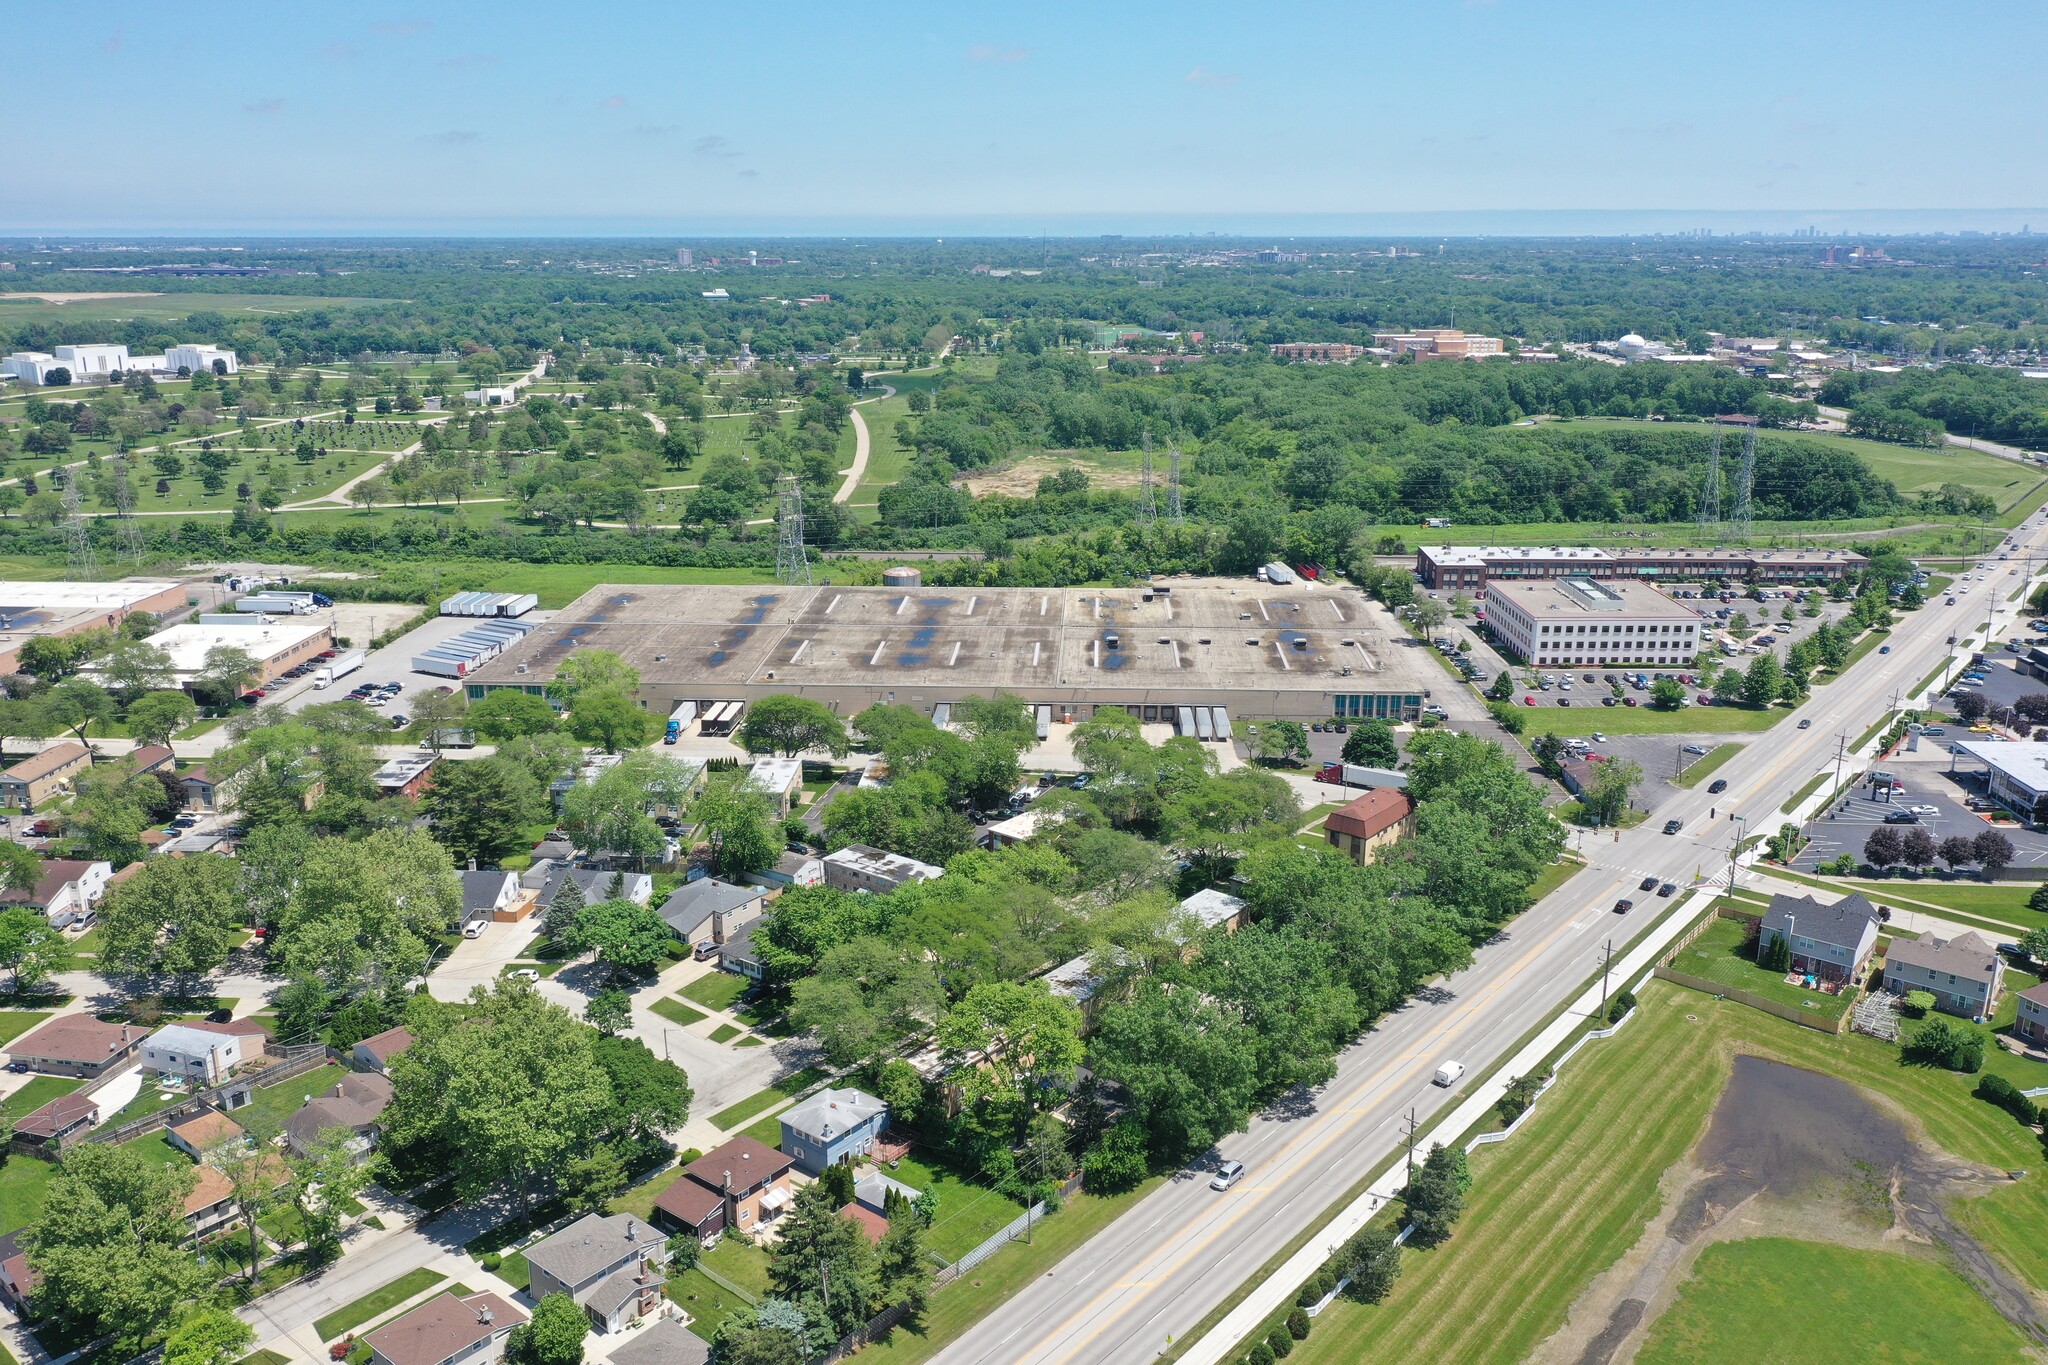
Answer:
365;1291;526;1365
652;1135;796;1240
1323;789;1417;866
0;742;91;813
8;1015;147;1077
523;1213;667;1334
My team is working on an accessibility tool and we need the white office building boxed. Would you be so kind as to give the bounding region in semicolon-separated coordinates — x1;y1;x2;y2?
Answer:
2;352;63;384
1483;576;1701;668
4;341;236;385
164;343;238;376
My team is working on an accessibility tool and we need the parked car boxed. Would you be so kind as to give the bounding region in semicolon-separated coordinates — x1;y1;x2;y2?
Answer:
462;921;486;939
507;967;541;982
1883;810;1920;824
694;941;720;961
1682;744;1707;756
1210;1160;1246;1192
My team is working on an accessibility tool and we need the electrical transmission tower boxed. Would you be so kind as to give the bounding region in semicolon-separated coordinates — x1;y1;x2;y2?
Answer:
1166;442;1184;523
109;459;145;566
1732;424;1757;543
60;479;100;583
773;474;811;585
1136;429;1158;528
1697;424;1724;534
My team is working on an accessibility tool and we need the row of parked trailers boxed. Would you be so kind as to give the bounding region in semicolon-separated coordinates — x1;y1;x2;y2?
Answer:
439;591;538;618
411;619;536;678
698;700;747;736
1176;705;1233;742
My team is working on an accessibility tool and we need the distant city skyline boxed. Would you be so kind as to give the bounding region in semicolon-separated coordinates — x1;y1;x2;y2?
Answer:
6;2;2043;236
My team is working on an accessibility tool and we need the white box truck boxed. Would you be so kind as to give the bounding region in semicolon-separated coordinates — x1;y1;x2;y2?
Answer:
312;649;366;688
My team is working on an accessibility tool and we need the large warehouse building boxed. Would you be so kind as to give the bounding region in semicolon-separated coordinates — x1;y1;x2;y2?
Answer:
1415;544;1867;593
463;582;1438;725
0;579;191;675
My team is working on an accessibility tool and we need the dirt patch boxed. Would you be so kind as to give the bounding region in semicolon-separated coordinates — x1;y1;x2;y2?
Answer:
957;456;1140;499
1531;1054;2045;1365
0;292;163;303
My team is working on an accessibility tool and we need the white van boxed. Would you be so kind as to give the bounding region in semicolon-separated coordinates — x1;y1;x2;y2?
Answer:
1433;1061;1466;1088
1210;1160;1246;1192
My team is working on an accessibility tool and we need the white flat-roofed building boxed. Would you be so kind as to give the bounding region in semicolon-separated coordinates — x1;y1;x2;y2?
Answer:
1417;544;1866;593
2;352;64;384
54;344;130;377
164;343;237;375
141;613;333;691
1484;577;1700;668
1949;740;2048;820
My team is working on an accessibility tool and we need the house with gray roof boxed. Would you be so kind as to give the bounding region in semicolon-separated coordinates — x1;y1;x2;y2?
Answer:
779;1086;889;1175
1757;892;1881;986
657;877;765;948
1885;930;2006;1022
459;869;524;927
607;1319;708;1365
535;864;652;910
284;1071;394;1158
523;1212;667;1334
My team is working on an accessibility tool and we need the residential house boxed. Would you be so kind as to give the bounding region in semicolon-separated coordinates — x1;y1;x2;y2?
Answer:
166;1109;246;1159
607;1319;708;1365
186;1017;271;1063
1043;952;1113;1027
1885;930;2006;1022
12;1093;99;1154
744;757;804;816
8;1015;147;1077
840;1202;891;1244
372;752;439;801
656;877;766;949
852;1170;920;1217
0;1230;37;1312
746;850;823;890
1757;892;1882;986
1557;756;1600;800
184;1165;239;1240
1324;789;1417;866
536;863;653;910
178;767;234;812
143;1022;247;1085
821;844;944;895
365;1291;526;1365
523;1212;668;1334
1176;888;1248;936
2015;981;2048;1048
0;742;91;812
980;807;1064;850
353;1024;414;1075
718;920;766;981
128;744;176;776
284;1071;394;1158
0;858;113;928
652;1135;795;1240
460;869;530;927
779;1087;889;1176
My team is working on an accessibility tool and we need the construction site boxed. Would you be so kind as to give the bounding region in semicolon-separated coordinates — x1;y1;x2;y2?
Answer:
461;579;1439;726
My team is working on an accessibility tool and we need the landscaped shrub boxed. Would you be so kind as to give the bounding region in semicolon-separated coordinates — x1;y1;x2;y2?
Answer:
1246;1345;1275;1365
1606;988;1637;1024
1496;1070;1550;1125
1903;1016;1985;1073
1080;1117;1149;1194
1902;990;1936;1018
1286;1308;1311;1341
1296;1278;1321;1308
1757;930;1792;974
482;1251;502;1272
1975;1073;2041;1126
1341;1223;1404;1303
676;1148;703;1166
1266;1325;1294;1358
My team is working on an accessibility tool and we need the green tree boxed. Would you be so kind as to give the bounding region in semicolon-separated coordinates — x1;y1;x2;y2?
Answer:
586;987;632;1036
1340;722;1400;769
767;1181;879;1339
27;1144;212;1357
422;755;547;865
1251;720;1310;766
591;1033;692;1138
1648;677;1686;709
569;687;657;753
404;688;472;750
938;981;1084;1127
1740;651;1784;707
1582;757;1644;827
738;694;850;757
268;828;462;996
125;689;197;746
469;688;563;741
542;875;586;947
574;899;674;978
196;643;262;701
507;1293;588;1365
1340;1223;1403;1303
162;1308;255;1365
0;840;40;897
693;771;781;878
0;906;62;993
287;1124;369;1266
94;636;177;699
1400;1142;1468;1248
1088;979;1261;1159
97;853;243;986
877;1208;934;1316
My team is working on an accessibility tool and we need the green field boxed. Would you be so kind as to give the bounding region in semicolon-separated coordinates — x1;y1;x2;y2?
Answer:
1673;743;1745;788
0;1154;57;1236
651;997;709;1027
1521;702;1786;738
1635;1237;2035;1364
0;1075;81;1123
1837;879;2048;932
1669;918;1854;1022
679;971;751;1012
0;293;379;326
706;1066;827;1132
669;1267;754;1341
890;1153;1031;1263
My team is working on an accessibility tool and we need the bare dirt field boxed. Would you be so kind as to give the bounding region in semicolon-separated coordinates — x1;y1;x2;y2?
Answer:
958;456;1143;498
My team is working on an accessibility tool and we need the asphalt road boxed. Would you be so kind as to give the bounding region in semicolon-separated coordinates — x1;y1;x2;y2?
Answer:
935;517;2048;1365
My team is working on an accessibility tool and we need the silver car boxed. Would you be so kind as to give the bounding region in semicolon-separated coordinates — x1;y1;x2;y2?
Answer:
1210;1160;1245;1192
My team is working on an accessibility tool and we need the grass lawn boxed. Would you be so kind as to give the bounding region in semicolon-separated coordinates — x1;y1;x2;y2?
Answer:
651;997;709;1027
1635;1237;2035;1364
708;1023;743;1045
121;1132;199;1168
679;972;750;1012
234;1062;345;1133
1521;858;1587;909
1673;743;1745;789
736;1035;766;1047
1669;917;1854;1023
0;1075;82;1122
670;1267;754;1340
610;1166;687;1223
855;1179;1164;1365
312;1267;448;1341
701;1236;774;1299
1837;879;2048;933
1814;626;1892;682
0;1155;57;1235
492;1250;529;1294
707;1067;828;1132
890;1154;1031;1264
236;1352;290;1365
1523;702;1786;738
0;1012;52;1048
1293;975;2048;1364
740;1109;786;1148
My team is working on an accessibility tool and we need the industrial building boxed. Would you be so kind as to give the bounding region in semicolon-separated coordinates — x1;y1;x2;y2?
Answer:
1372;329;1503;359
2;343;236;386
1482;577;1702;668
462;582;1438;725
141;612;333;691
1415;544;1867;593
0;578;190;675
439;591;538;618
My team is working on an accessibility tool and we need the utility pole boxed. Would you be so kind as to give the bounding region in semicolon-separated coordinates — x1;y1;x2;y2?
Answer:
1402;1107;1419;1183
1600;939;1615;1018
1727;813;1748;890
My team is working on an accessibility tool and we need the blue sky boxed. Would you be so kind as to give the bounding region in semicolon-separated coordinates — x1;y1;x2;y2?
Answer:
5;1;2043;235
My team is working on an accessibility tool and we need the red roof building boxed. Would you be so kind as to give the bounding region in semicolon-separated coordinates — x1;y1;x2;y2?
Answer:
1324;789;1417;866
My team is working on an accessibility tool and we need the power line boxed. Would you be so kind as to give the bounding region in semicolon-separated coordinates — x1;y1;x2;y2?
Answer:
1697;424;1723;534
773;474;811;586
1166;441;1184;523
1732;424;1757;544
1137;429;1158;529
60;478;100;583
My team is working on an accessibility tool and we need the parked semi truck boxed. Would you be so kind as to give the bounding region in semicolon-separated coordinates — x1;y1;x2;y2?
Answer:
664;701;699;744
312;649;366;688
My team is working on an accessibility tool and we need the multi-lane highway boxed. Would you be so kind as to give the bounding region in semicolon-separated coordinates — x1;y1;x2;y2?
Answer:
937;521;2048;1365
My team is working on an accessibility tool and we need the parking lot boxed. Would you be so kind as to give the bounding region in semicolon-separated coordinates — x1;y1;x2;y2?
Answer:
1941;653;2047;717
1792;756;2048;871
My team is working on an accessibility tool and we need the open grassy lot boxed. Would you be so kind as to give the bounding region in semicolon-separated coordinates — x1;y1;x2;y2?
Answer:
1522;702;1786;738
1670;917;1855;1022
670;1267;754;1341
1838;879;2048;932
313;1267;447;1341
701;1236;774;1299
0;1011;53;1047
1292;978;2048;1364
0;293;379;326
1673;742;1745;788
889;1153;1031;1264
235;1063;346;1133
1635;1237;2034;1364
